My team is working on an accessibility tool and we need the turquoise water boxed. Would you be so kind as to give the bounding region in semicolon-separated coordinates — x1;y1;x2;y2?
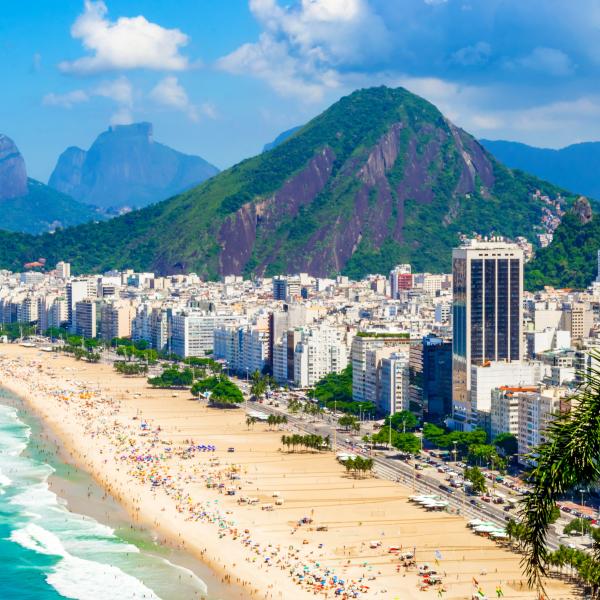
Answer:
0;390;209;600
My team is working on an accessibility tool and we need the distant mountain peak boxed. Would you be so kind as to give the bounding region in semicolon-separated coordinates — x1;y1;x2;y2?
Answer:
0;134;28;200
48;122;219;210
481;138;600;200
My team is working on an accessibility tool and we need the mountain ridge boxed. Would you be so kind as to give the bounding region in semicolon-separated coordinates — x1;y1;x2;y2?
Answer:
0;86;576;277
481;139;600;200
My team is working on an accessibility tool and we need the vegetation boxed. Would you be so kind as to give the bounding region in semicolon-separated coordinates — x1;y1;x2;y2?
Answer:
493;432;519;457
114;361;148;376
148;367;194;388
116;344;158;364
384;410;418;432
342;456;375;479
371;426;421;454
0;178;103;235
281;434;330;453
183;356;222;372
526;209;600;289
310;365;353;404
467;443;506;471
0;322;37;340
563;517;595;536
355;331;410;338
338;414;360;432
267;414;288;429
545;544;600;598
308;365;376;416
191;374;244;406
464;466;487;495
518;352;600;593
423;423;488;456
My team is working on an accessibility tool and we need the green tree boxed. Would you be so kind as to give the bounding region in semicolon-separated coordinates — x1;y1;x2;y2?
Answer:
493;432;519;457
191;374;244;406
338;414;359;431
385;410;418;432
464;466;487;495
392;432;421;454
467;443;499;467
563;518;593;536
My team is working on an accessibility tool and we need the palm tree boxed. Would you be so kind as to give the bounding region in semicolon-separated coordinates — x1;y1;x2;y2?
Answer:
519;353;600;594
246;415;258;430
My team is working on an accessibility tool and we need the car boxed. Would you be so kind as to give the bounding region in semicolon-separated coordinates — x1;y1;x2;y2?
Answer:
227;447;235;453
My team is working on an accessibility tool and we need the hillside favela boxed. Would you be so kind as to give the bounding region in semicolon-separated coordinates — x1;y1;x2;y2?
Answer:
1;2;599;600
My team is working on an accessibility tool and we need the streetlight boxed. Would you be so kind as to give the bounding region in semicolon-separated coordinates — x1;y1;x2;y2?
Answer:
452;440;459;463
579;488;586;537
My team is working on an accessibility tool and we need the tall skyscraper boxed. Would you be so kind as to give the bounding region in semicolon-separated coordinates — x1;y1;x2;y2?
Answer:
451;240;524;430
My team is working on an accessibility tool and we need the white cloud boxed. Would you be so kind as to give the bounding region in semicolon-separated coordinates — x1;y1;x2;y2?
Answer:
199;102;218;119
43;76;133;124
59;0;190;75
218;0;389;101
109;106;133;125
451;42;491;67
94;75;133;105
514;47;574;76
42;89;89;108
150;76;198;121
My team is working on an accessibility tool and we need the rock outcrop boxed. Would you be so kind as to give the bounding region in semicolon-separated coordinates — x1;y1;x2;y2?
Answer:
0;134;28;200
572;196;593;224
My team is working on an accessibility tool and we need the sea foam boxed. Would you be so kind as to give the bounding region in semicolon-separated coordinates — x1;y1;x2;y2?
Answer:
12;524;161;600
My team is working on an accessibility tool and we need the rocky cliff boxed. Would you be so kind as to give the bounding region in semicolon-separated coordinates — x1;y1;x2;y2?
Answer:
0;134;28;200
48;122;219;210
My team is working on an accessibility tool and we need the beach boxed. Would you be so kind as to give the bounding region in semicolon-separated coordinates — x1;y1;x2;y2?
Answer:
0;345;577;600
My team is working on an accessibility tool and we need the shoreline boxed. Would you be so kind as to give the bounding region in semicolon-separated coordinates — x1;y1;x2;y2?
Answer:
0;386;234;600
0;345;577;600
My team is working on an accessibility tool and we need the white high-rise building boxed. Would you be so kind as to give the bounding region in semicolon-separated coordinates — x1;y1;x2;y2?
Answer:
293;326;347;387
470;361;542;416
517;389;564;462
379;352;410;416
351;333;412;402
452;240;524;430
172;312;238;358
55;261;71;279
67;279;96;333
74;299;96;338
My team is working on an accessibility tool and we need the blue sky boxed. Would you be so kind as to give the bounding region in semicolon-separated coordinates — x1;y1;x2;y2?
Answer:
3;0;600;181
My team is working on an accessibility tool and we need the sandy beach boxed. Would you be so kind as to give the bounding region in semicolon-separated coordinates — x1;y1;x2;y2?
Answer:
0;345;577;600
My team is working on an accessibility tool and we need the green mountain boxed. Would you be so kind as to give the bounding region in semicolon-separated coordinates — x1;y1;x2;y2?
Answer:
0;178;103;234
525;197;599;290
0;86;576;277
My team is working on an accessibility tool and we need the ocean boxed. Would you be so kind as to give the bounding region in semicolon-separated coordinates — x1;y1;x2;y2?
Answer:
0;387;213;600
